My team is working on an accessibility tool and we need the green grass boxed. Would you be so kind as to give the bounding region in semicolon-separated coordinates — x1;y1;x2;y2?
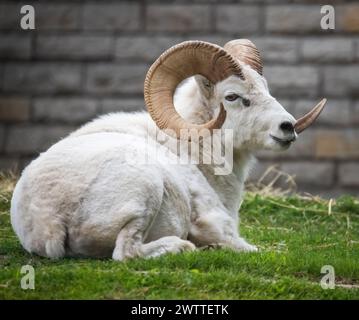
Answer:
0;174;358;299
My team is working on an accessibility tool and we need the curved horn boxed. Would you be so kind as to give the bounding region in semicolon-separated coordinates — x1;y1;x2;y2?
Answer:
224;39;263;75
294;98;327;134
144;41;244;137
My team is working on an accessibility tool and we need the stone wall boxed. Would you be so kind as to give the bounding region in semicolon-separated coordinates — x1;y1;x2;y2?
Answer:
0;0;358;197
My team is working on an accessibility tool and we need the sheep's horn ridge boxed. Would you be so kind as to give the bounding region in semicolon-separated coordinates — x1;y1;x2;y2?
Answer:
224;39;263;75
294;98;327;134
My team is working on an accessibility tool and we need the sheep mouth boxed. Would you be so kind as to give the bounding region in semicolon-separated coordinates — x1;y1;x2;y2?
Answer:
270;134;296;147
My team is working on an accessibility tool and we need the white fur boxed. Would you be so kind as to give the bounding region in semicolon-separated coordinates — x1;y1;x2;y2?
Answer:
11;64;295;260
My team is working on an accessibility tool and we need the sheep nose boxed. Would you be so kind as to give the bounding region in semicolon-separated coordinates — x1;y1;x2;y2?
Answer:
279;121;295;133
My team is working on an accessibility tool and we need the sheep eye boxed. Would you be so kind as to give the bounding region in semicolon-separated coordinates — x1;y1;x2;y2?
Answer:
242;98;251;107
225;94;239;101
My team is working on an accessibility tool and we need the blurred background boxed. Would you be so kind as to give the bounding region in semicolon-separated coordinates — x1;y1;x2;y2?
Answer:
0;0;358;197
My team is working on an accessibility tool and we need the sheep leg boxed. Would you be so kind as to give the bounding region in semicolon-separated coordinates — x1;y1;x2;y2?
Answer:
189;209;258;252
140;236;196;258
198;237;257;252
112;218;195;261
227;237;258;252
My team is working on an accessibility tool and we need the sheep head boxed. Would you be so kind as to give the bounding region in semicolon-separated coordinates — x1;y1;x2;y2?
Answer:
144;40;326;151
223;39;326;137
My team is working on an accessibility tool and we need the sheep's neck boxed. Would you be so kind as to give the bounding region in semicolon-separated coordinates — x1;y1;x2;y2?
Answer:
173;79;254;215
197;148;254;216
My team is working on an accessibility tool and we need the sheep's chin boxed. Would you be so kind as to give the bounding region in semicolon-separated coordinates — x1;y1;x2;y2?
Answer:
264;136;293;152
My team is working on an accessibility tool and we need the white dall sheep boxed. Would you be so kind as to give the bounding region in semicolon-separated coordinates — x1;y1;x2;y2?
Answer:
10;40;326;260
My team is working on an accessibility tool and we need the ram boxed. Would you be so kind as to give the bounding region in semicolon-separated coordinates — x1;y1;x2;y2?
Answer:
10;40;326;260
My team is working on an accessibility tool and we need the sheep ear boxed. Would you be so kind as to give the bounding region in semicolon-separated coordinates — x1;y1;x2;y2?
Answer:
195;75;214;99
